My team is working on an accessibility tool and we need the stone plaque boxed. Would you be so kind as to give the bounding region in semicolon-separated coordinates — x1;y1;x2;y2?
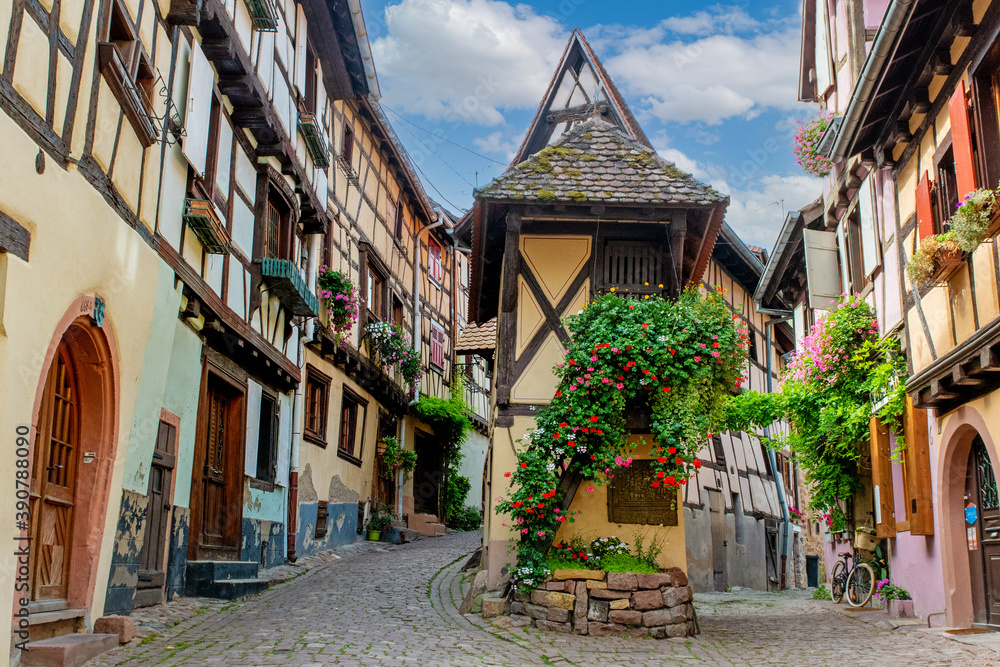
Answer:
607;460;678;526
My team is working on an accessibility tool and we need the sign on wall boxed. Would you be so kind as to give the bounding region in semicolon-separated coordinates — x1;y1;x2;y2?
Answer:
607;460;679;526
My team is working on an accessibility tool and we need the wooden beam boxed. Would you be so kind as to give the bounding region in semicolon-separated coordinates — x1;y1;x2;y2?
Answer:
494;211;522;406
929;379;959;400
546;100;608;125
952;365;984;387
0;209;30;261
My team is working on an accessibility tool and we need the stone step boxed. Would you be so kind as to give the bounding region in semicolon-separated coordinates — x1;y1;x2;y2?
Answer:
21;633;118;667
186;560;260;583
184;577;269;600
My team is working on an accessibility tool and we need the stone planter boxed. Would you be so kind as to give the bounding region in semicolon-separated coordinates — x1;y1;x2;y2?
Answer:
495;568;697;638
888;599;914;618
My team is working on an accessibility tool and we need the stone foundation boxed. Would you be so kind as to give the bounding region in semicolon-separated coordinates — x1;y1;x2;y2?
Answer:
496;568;696;638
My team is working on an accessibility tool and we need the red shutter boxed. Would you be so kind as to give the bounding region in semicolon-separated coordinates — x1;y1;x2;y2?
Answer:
916;174;935;240
949;81;977;197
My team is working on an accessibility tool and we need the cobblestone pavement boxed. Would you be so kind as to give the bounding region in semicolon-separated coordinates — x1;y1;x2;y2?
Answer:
89;532;1000;666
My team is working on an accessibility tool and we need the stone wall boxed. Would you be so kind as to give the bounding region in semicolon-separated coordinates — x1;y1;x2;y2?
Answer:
492;568;696;638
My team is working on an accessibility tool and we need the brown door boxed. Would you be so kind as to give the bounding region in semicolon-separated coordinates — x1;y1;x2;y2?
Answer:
135;420;176;607
28;343;80;608
191;372;244;561
971;438;1000;624
413;430;441;516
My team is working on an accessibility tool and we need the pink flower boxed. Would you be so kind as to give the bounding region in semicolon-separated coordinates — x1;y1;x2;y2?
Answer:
537;530;546;537
587;486;595;492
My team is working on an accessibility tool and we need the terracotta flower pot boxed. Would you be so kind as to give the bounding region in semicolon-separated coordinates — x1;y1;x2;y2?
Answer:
367;530;381;541
888;599;914;618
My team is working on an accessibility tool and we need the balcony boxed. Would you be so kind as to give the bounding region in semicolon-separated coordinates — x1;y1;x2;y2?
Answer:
298;112;330;169
243;0;279;31
258;258;319;317
183;199;231;254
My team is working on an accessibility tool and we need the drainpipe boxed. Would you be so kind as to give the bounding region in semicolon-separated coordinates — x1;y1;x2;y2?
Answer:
759;308;793;589
287;234;321;562
829;0;914;161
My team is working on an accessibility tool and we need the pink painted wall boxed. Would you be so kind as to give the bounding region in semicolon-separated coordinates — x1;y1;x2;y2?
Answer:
886;430;947;620
864;0;891;29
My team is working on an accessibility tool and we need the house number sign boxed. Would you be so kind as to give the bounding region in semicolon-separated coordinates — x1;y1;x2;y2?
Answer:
607;460;678;526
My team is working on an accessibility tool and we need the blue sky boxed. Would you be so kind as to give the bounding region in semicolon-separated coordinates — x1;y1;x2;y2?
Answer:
360;0;822;250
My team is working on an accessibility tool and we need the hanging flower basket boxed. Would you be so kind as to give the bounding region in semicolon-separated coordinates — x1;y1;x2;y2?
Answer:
793;112;837;178
317;267;360;345
906;234;965;285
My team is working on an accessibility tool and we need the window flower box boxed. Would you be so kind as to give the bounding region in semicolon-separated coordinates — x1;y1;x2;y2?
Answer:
183;198;231;254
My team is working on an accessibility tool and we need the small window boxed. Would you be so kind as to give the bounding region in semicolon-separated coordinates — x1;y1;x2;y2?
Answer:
367;267;384;321
392;295;404;326
338;387;366;462
934;143;960;233
258;187;293;260
304;367;330;445
431;321;445;368
304;47;317;113
98;0;158;147
394;202;405;240
256;393;279;483
428;238;443;284
341;126;354;166
843;214;866;294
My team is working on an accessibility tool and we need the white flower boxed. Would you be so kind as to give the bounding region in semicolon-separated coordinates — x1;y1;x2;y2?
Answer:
546;463;556;472
566;434;576;441
578;446;587;453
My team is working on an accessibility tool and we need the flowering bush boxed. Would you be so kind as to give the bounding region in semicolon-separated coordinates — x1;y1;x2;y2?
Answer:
317;267;360;344
788;506;805;520
380;436;418;480
497;288;748;590
590;536;630;560
364;321;422;387
727;295;907;514
874;579;911;602
793;112;837;177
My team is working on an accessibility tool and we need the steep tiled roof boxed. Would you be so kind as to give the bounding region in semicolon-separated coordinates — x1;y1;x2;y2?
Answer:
477;118;728;207
455;318;496;354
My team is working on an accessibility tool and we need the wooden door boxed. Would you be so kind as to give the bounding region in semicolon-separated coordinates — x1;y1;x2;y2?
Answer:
191;373;244;560
135;420;176;606
29;343;80;607
371;412;397;507
413;430;441;516
973;438;1000;624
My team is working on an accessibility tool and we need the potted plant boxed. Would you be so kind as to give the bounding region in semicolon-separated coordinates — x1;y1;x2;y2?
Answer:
381;436;418;480
366;501;394;541
792;112;837;178
906;233;964;285
317;267;360;345
855;525;878;551
950;187;1000;249
364;321;423;388
875;579;913;617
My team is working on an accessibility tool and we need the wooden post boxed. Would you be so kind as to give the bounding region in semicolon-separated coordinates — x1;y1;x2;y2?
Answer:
495;211;522;406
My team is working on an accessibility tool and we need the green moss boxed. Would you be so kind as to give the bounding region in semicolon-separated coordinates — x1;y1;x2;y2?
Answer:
582;133;593;140
567;190;588;202
563;168;583;178
580;154;597;162
536;189;557;201
511;193;524;200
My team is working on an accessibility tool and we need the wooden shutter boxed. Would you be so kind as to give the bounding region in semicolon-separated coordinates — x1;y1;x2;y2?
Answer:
431;324;444;367
859;176;880;278
803;229;842;309
182;41;215;178
869;416;896;537
902;395;934;535
429;241;442;283
294;4;308;96
949;81;977;197
916;173;935;240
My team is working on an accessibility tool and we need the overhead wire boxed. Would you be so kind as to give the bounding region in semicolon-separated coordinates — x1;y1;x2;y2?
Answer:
382;105;508;166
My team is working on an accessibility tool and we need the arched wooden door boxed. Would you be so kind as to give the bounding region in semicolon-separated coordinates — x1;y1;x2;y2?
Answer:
967;436;1000;624
29;341;81;605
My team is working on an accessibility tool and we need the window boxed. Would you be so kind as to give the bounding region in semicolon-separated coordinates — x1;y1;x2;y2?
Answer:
98;0;158;147
338;387;367;463
256;393;279;483
341;126;354;166
428;238;444;285
304;47;317;113
257;184;293;260
934;141;960;233
304;367;330;445
367;267;383;321
431;321;445;368
602;240;664;292
392;295;404;327
842;214;865;294
394;202;405;240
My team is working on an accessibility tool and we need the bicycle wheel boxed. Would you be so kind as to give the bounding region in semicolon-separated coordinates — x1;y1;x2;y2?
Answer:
846;562;875;607
830;560;847;603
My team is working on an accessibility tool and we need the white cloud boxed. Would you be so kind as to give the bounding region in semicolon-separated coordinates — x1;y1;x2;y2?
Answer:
660;6;760;35
721;174;823;251
605;25;802;125
371;0;566;125
473;131;520;159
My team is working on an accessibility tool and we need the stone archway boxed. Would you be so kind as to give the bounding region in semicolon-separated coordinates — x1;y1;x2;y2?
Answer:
27;297;120;618
938;405;1000;627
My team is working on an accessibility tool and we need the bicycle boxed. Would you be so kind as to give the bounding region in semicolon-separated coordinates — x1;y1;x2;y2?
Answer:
830;546;875;607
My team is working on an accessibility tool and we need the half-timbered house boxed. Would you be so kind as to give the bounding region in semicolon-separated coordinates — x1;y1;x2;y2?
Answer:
469;30;805;590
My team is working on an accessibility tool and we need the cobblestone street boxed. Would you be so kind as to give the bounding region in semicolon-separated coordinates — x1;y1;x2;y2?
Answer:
85;532;1000;666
